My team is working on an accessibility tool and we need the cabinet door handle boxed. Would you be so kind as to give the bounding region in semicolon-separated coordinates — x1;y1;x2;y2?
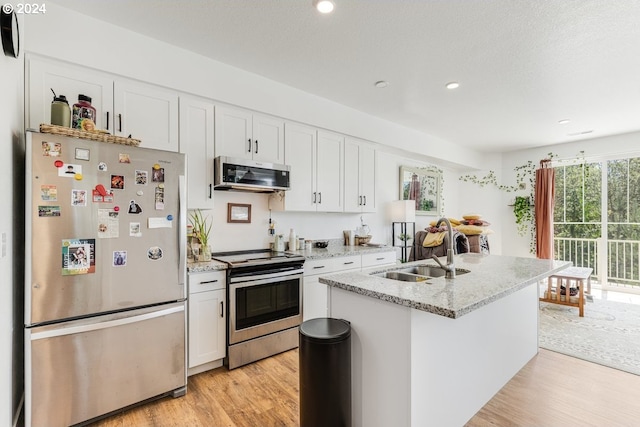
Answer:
313;266;326;269
313;192;317;203
209;184;212;198
200;279;218;285
376;257;385;260
118;114;122;132
220;301;224;318
247;139;252;152
106;111;109;130
255;139;259;154
359;196;362;206
363;195;367;206
318;192;322;204
343;261;354;265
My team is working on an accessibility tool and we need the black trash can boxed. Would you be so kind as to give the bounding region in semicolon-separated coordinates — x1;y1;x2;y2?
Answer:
299;318;351;427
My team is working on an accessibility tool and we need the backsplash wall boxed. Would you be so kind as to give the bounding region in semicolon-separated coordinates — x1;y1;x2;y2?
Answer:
205;151;461;255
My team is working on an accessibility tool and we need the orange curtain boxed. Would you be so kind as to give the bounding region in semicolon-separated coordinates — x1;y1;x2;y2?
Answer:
535;160;555;259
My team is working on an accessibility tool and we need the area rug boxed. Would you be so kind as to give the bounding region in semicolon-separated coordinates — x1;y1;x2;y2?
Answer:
539;299;640;376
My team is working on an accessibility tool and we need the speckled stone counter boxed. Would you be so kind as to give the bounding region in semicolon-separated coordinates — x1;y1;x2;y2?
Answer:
187;260;227;273
320;253;570;319
289;244;394;260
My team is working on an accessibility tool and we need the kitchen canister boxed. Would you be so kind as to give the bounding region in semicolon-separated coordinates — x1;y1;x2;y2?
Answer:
72;94;97;130
50;89;71;127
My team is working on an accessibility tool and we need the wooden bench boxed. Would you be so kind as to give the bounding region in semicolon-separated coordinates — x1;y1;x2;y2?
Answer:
540;267;592;317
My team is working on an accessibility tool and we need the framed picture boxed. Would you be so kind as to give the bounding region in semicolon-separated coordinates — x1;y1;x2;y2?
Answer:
399;165;442;216
227;203;251;223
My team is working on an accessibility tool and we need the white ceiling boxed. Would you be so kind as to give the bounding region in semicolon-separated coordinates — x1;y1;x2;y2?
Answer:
53;0;640;153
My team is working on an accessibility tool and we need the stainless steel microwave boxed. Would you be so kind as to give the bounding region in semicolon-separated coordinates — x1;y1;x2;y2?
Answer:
213;156;291;193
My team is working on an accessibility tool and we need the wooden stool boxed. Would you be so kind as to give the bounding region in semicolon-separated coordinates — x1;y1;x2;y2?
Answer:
540;267;593;317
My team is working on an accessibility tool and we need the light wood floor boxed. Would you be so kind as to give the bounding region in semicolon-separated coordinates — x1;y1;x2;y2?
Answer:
89;348;640;427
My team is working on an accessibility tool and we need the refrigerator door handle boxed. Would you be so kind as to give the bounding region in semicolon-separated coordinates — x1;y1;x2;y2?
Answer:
178;174;187;289
30;305;185;340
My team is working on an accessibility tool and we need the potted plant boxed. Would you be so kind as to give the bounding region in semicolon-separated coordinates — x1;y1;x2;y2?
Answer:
513;196;532;237
190;209;212;261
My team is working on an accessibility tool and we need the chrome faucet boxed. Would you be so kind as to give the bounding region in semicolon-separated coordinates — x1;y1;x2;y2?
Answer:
431;217;456;279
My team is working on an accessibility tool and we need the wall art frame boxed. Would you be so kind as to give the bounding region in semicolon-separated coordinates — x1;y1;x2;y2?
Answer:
227;203;251;223
399;165;443;216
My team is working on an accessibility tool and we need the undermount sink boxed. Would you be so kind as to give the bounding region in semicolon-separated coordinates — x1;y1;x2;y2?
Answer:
379;271;431;282
374;264;470;282
398;265;470;278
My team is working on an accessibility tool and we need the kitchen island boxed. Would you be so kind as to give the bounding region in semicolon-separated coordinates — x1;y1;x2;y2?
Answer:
319;253;570;427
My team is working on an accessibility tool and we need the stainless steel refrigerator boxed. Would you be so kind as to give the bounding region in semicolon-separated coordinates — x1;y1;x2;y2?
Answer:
24;131;187;427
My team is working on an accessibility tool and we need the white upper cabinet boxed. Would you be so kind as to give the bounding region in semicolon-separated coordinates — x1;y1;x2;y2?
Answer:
344;137;376;213
283;123;343;212
27;56;113;131
113;79;179;152
316;130;344;212
179;95;215;209
215;105;284;164
27;56;179;152
283;123;317;211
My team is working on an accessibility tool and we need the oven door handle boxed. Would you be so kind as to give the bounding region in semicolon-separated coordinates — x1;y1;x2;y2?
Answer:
229;268;304;287
230;270;304;287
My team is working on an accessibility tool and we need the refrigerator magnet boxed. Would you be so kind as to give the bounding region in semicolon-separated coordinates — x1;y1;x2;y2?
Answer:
118;153;131;164
71;189;88;207
97;209;119;238
42;141;62;157
58;164;82;177
128;200;143;214
129;222;142;237
135;170;148;185
98;162;108;171
154;186;165;210
110;175;125;190
152;167;164;183
113;251;127;267
75;148;90;161
147;246;163;261
41;185;57;201
61;239;96;275
38;206;60;217
92;188;114;203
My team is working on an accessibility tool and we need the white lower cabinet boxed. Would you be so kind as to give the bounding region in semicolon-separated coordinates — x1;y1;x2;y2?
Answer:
302;251;395;322
188;271;226;375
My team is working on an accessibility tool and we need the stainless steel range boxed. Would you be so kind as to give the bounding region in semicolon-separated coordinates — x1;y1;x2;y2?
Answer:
212;249;305;369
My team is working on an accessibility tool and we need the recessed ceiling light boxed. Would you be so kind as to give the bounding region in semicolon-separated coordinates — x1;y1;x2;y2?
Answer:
313;0;335;13
445;82;460;90
558;119;570;125
374;81;389;88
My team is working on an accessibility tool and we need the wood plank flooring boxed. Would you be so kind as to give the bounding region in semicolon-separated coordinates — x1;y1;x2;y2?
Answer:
89;348;640;426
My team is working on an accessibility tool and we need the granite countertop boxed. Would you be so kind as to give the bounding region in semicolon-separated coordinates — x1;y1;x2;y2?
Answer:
319;253;571;319
186;240;395;273
289;244;395;260
187;260;228;273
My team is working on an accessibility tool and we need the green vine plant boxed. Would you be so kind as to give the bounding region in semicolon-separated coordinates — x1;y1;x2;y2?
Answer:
513;196;533;237
458;152;557;254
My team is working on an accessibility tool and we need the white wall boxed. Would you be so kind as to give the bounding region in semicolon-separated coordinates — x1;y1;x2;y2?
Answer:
209;151;461;254
0;14;25;426
500;130;640;256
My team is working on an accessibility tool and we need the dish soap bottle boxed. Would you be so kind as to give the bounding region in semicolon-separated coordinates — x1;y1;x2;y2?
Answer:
289;228;297;251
